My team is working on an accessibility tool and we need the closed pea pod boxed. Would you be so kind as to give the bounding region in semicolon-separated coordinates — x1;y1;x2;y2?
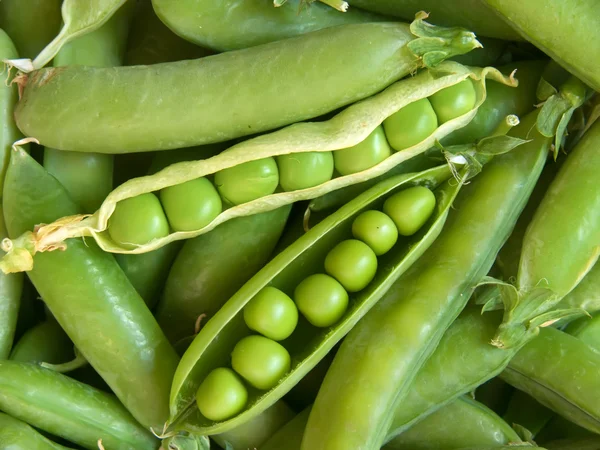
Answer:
301;110;549;450
2;63;518;269
0;412;73;450
9;319;73;365
151;0;386;51
166;163;465;437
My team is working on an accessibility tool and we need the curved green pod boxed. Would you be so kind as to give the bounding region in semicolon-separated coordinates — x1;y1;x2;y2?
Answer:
301;109;549;450
0;29;24;359
0;412;72;450
345;0;521;41
10;319;73;364
0;0;62;59
152;0;385;51
15;19;479;154
125;0;213;65
2;148;179;431
1;64;513;272
156;207;291;344
167;163;465;436
0;361;158;450
483;0;600;92
500;328;600;434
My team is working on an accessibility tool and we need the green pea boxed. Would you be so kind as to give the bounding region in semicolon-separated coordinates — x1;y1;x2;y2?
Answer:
195;367;248;422
231;335;291;390
243;287;298;341
333;126;391;176
351;210;399;256
108;193;169;248
276;151;334;191
159;177;222;232
294;274;349;327
215;157;279;205
324;239;378;292
383;98;438;151
383;186;436;236
429;79;477;124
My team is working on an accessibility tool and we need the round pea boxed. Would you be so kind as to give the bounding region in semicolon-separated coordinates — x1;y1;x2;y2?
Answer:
333;126;391;176
215;157;279;205
108;193;169;248
383;98;438;151
351;210;398;256
160;177;222;232
195;367;248;422
429;79;477;124
324;239;378;292
231;335;291;390
383;186;437;236
276;151;334;191
294;274;349;327
243;287;298;341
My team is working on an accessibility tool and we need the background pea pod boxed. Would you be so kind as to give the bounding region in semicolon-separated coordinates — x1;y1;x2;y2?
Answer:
2;63;514;270
9;319;73;364
0;361;158;450
301;109;549;450
168;163;463;435
2;147;179;431
344;0;521;40
152;0;386;51
156;206;291;344
15;18;480;153
0;29;24;359
483;0;600;92
0;412;73;450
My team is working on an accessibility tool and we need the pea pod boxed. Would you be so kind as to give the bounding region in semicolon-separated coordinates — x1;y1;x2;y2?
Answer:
302;109;549;450
345;0;521;40
503;390;554;437
1;63;514;271
15;18;480;153
493;118;600;348
483;0;600;92
156;207;291;344
0;29;24;359
544;437;600;450
125;0;213;65
167;162;464;436
0;412;72;450
2;147;179;431
0;0;61;59
152;0;385;51
500;327;600;434
9;319;73;364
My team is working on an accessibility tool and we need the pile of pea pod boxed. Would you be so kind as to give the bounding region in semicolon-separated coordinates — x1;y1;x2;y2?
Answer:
0;0;599;449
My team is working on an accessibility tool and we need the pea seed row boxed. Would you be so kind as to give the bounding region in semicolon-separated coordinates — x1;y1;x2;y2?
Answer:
194;186;437;422
106;80;475;249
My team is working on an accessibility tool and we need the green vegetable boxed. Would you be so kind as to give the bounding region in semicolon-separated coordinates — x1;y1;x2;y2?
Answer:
195;368;248;422
0;412;72;450
294;274;349;327
429;79;477;124
9;319;72;365
333;126;392;175
383;186;436;236
277;152;335;192
383;98;438;151
351;210;399;256
244;287;299;341
215;158;280;206
231;335;291;390
324;239;378;292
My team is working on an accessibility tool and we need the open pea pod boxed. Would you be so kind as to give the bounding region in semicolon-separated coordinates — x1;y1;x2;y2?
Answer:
0;63;514;274
165;163;466;436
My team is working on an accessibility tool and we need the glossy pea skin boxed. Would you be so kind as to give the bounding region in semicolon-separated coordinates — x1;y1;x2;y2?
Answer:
108;193;170;248
429;79;477;124
383;186;437;236
352;210;399;256
324;240;378;292
277;152;334;191
215;157;279;205
244;287;298;341
333;126;392;176
160;177;222;232
383;98;438;151
231;335;291;390
196;367;248;422
294;274;349;327
0;412;72;450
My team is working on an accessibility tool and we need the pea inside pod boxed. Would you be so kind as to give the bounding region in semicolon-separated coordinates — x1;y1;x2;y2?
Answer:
166;163;466;435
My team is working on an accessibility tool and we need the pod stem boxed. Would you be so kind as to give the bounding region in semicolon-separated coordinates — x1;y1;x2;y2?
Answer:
408;11;482;68
315;0;349;11
40;347;88;373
